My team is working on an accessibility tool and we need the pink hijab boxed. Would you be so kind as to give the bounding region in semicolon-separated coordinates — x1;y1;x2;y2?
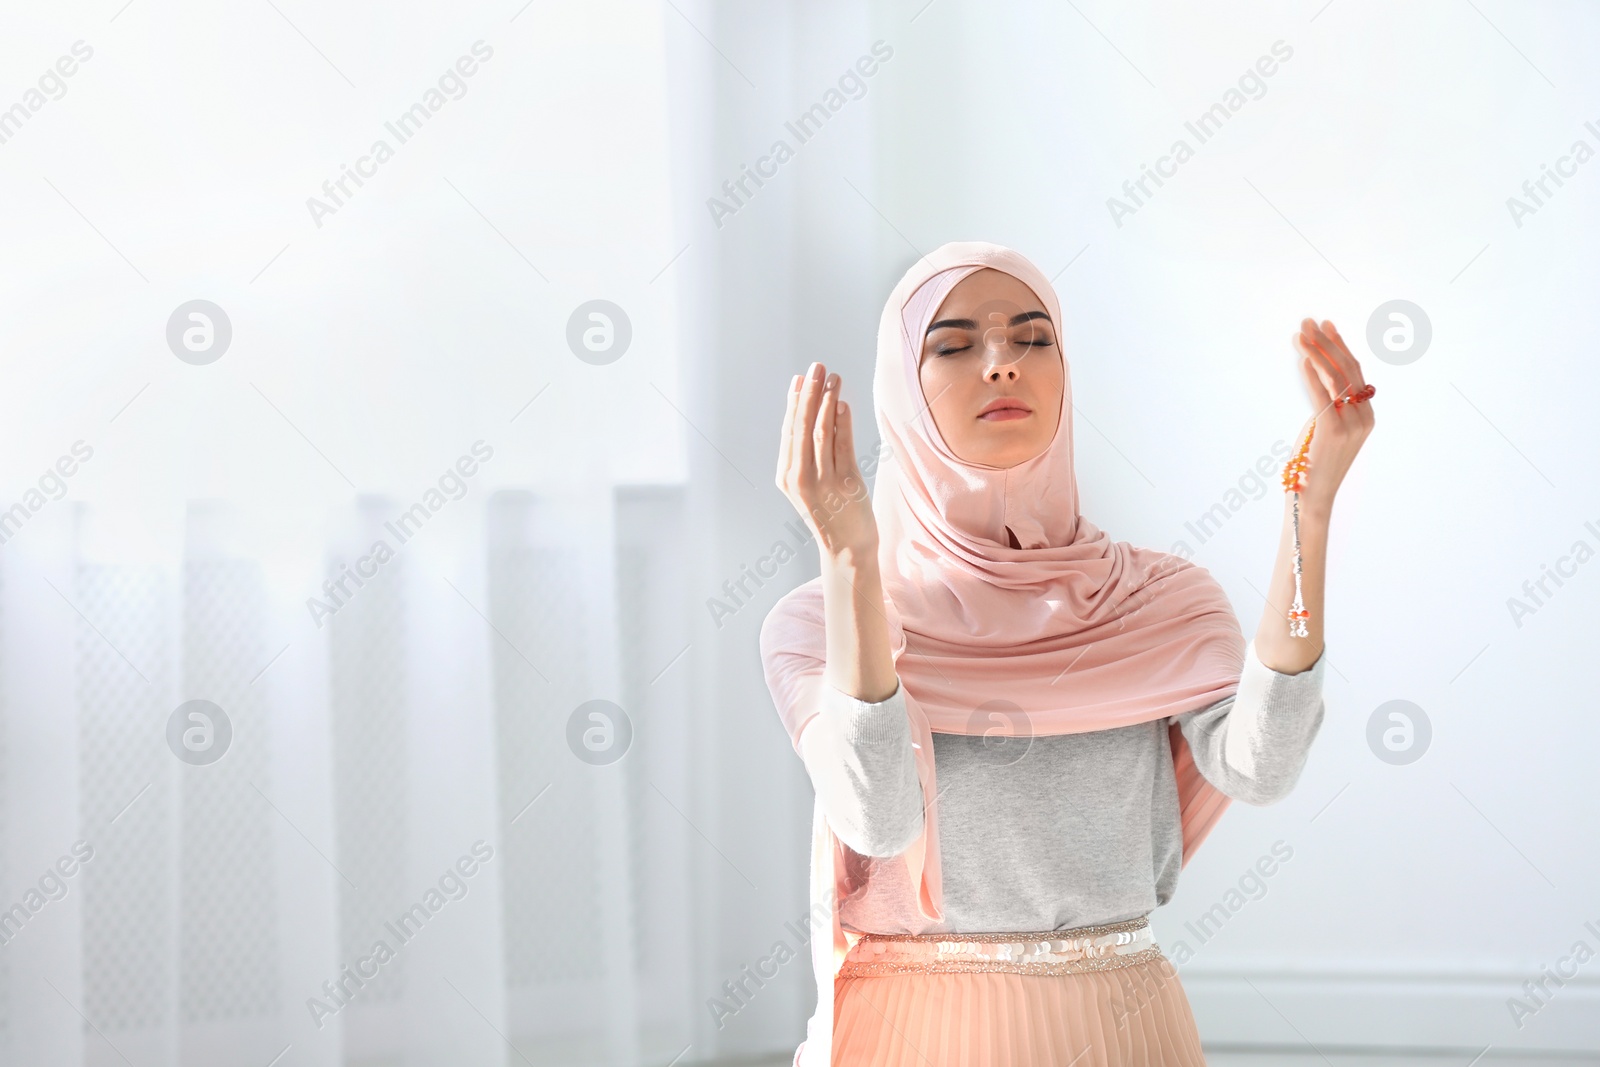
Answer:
759;240;1245;1066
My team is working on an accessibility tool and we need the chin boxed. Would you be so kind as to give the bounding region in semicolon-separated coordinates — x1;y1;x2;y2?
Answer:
963;440;1047;468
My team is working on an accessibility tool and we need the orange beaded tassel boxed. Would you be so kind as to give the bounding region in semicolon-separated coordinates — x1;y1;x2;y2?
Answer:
1281;419;1315;638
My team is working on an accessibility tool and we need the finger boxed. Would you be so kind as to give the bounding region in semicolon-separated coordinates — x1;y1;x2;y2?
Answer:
1299;327;1358;416
1292;321;1356;404
834;397;859;480
1321;319;1376;421
794;361;826;484
1315;318;1366;391
1294;332;1339;409
1320;319;1350;359
1295;351;1332;415
1301;318;1352;395
815;372;841;479
1324;321;1376;409
1299;317;1338;366
776;373;801;487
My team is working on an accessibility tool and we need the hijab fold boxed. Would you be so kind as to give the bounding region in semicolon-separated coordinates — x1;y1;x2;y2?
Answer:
759;241;1245;1067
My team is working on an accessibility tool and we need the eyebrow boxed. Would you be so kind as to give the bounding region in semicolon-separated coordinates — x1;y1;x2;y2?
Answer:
926;310;1052;335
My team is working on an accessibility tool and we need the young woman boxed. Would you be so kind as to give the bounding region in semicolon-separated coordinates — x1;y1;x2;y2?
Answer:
759;241;1373;1065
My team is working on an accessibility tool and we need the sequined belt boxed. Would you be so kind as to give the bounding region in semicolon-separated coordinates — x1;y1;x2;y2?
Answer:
838;916;1165;977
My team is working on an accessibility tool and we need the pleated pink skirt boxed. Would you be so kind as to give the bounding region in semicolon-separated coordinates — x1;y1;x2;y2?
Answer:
831;921;1206;1066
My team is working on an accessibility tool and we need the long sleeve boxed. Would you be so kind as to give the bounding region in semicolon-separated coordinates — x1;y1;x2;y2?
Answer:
1174;639;1328;806
796;677;925;858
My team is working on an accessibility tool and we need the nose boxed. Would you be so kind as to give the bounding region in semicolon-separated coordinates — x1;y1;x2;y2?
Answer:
980;317;1026;379
980;332;1022;381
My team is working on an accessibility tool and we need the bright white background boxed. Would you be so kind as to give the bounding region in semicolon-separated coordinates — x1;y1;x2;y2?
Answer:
0;0;1596;1064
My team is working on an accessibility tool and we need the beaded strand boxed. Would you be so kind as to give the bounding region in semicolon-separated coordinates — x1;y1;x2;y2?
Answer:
1280;382;1374;637
1281;419;1314;637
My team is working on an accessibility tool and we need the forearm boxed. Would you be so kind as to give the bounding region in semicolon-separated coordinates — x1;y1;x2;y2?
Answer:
808;547;920;857
1253;493;1329;674
820;549;899;703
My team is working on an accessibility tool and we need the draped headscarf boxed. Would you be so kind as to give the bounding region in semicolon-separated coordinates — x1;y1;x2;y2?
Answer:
759;240;1246;1067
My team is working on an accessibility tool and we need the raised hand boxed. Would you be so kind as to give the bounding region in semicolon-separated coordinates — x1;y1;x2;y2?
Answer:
775;361;879;564
1290;318;1376;516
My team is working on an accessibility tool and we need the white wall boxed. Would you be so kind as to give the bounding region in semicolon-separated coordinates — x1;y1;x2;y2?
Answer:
684;0;1600;1058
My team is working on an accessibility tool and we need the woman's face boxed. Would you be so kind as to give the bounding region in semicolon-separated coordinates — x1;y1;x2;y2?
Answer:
918;268;1063;468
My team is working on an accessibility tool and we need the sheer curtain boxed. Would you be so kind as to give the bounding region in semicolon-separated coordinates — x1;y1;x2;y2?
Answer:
0;486;698;1065
0;1;708;1064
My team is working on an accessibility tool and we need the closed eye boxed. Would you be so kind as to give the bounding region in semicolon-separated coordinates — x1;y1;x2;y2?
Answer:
933;339;1054;357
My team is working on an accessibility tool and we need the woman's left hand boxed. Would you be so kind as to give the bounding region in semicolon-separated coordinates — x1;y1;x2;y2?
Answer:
1290;317;1375;516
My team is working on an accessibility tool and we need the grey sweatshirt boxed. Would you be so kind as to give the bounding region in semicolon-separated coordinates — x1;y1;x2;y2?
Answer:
796;640;1328;934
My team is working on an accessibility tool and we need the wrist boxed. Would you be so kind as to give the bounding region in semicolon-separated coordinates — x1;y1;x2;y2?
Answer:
1287;493;1333;527
821;542;881;574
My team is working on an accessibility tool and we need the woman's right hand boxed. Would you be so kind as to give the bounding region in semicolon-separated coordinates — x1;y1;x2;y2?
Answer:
776;361;880;564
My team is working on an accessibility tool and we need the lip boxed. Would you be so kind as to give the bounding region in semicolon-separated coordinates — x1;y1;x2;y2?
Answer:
978;397;1032;421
